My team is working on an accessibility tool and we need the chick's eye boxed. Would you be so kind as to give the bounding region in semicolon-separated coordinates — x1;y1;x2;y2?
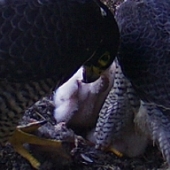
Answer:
98;51;111;67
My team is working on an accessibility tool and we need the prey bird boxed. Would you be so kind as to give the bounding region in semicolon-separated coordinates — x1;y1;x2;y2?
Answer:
0;0;119;169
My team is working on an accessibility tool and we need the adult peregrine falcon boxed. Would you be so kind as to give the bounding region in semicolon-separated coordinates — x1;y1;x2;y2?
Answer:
116;0;170;165
0;0;119;168
95;0;170;166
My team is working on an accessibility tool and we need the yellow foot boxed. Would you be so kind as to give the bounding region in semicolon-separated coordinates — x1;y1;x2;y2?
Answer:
9;121;67;170
107;147;123;157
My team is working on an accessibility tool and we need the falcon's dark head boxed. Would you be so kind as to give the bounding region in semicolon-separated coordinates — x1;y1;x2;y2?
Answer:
83;0;119;83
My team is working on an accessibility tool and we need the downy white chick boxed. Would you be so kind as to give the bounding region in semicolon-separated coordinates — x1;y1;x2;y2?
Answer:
53;61;116;129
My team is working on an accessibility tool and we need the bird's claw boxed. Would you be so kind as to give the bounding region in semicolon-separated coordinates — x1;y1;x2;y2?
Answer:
9;121;63;169
107;146;123;157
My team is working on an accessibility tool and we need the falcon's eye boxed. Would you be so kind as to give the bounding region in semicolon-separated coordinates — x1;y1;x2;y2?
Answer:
98;51;111;68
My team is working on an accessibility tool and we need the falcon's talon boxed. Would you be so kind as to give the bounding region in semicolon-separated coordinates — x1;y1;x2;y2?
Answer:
9;121;64;169
12;144;40;170
18;120;47;133
108;147;123;157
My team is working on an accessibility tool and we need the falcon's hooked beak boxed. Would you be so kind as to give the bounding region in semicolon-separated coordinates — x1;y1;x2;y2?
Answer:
82;51;113;83
82;65;102;83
